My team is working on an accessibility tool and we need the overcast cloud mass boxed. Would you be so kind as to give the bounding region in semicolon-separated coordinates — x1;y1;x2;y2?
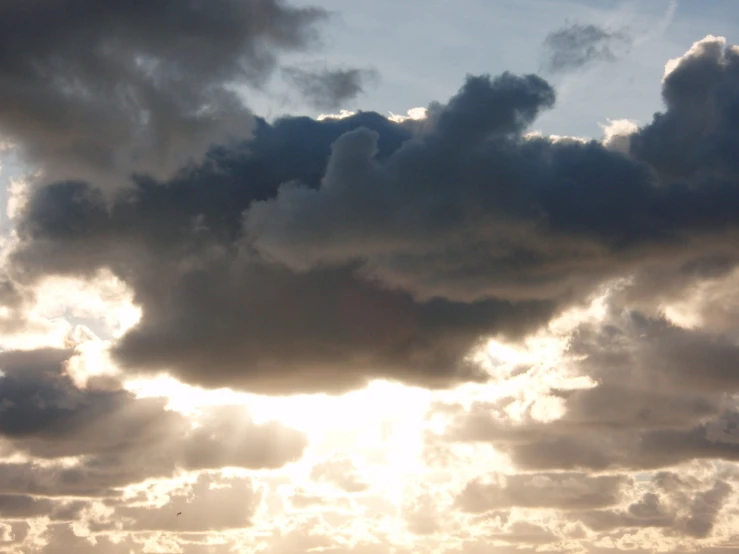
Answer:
1;0;739;552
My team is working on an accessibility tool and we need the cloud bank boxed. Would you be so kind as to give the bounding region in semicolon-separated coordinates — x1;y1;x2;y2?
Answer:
9;36;739;396
0;3;738;550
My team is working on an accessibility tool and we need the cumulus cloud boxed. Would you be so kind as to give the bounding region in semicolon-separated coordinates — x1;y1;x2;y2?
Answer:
542;23;632;73
631;35;739;182
9;35;739;397
10;109;553;393
310;455;369;492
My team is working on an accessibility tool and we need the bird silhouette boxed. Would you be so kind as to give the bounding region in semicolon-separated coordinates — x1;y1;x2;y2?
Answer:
176;512;182;516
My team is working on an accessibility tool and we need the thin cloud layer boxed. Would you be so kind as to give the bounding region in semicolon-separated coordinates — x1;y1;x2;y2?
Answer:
283;66;379;109
542;23;632;73
457;473;628;512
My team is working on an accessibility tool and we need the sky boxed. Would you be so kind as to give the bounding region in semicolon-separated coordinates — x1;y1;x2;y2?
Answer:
5;0;739;553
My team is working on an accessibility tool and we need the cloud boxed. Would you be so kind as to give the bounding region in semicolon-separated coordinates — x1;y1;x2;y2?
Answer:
0;349;307;488
6;31;739;552
10;108;555;394
283;66;379;109
33;525;138;554
113;473;261;532
575;492;675;531
240;64;739;310
542;23;632;73
573;477;733;538
681;480;733;538
631;35;739;182
0;0;327;188
490;521;560;545
10;35;739;395
440;299;739;472
0;495;88;521
0;346;313;549
402;488;443;535
600;119;639;154
457;473;628;512
310;455;369;493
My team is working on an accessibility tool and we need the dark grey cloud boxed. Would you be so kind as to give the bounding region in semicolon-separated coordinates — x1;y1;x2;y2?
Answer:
0;0;327;187
11;95;556;394
241;67;739;308
283;66;379;109
112;263;533;393
8;37;739;396
0;349;307;492
542;23;631;74
10;73;552;395
608;259;739;336
9;35;739;402
567;310;739;395
631;36;739;183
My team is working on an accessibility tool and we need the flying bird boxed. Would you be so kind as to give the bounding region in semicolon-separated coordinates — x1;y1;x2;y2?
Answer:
177;512;182;516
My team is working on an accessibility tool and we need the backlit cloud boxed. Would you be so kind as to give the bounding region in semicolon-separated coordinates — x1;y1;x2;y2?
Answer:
0;1;739;550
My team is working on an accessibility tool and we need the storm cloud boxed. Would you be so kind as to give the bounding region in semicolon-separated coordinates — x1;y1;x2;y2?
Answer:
8;36;739;396
0;0;327;187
